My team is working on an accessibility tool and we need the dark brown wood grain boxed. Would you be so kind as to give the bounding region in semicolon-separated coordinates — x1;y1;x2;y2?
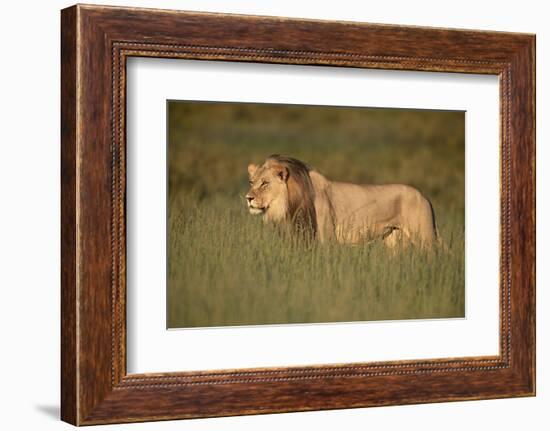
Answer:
61;4;535;425
60;5;77;425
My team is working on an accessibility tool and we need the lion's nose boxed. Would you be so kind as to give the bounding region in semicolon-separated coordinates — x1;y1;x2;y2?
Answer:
246;195;254;203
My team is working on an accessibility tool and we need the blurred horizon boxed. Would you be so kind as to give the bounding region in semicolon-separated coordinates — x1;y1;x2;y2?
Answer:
168;100;464;215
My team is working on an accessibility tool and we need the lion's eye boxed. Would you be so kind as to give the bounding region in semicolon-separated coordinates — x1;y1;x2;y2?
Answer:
260;181;269;189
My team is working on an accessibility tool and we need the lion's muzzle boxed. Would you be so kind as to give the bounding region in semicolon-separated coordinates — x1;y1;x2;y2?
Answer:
246;194;266;215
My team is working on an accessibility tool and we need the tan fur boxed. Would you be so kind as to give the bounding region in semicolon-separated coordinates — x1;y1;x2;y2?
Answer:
246;155;438;248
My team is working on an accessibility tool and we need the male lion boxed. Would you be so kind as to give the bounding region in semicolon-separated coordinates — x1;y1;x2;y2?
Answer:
245;154;438;248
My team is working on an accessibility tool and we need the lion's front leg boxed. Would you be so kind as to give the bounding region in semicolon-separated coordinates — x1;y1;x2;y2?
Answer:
313;189;335;243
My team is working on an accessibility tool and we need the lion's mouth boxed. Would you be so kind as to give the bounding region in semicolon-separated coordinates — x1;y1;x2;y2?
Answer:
248;205;267;215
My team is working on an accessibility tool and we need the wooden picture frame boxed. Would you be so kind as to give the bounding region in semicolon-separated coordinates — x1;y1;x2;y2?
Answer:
61;4;535;425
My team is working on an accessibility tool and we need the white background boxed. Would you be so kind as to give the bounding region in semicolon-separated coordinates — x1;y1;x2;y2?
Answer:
0;0;546;430
127;59;500;373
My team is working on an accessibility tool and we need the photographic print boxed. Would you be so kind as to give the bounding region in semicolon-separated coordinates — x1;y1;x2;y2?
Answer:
60;6;536;423
167;101;465;328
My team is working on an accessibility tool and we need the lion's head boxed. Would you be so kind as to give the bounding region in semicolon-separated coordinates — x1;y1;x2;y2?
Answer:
246;154;317;237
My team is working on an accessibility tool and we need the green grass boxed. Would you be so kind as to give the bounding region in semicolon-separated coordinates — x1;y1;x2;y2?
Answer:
168;195;464;327
167;101;465;328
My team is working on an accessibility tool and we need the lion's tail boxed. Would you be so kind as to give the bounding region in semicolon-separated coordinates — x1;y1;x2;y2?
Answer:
427;198;450;253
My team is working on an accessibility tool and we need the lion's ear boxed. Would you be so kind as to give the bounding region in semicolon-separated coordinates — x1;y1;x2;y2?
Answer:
248;163;258;177
273;164;289;182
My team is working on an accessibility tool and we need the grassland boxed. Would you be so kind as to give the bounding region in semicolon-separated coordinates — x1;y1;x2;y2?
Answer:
167;101;465;328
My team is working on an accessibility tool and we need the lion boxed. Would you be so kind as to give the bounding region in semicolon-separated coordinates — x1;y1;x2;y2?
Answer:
245;154;438;248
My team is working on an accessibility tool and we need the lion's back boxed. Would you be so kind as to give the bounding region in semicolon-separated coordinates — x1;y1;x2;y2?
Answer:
310;174;436;244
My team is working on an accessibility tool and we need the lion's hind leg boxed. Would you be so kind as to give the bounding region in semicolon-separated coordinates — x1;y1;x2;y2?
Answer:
382;227;407;252
382;230;398;250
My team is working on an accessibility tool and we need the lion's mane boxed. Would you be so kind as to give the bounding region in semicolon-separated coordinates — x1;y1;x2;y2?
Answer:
267;154;318;237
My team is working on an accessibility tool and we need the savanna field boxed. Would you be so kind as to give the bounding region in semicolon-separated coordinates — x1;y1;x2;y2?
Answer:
167;102;465;328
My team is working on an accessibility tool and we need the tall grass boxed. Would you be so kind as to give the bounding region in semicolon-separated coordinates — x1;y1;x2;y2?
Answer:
167;101;465;328
168;194;464;328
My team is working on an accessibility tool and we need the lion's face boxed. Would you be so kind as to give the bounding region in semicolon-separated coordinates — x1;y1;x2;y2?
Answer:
246;162;289;221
